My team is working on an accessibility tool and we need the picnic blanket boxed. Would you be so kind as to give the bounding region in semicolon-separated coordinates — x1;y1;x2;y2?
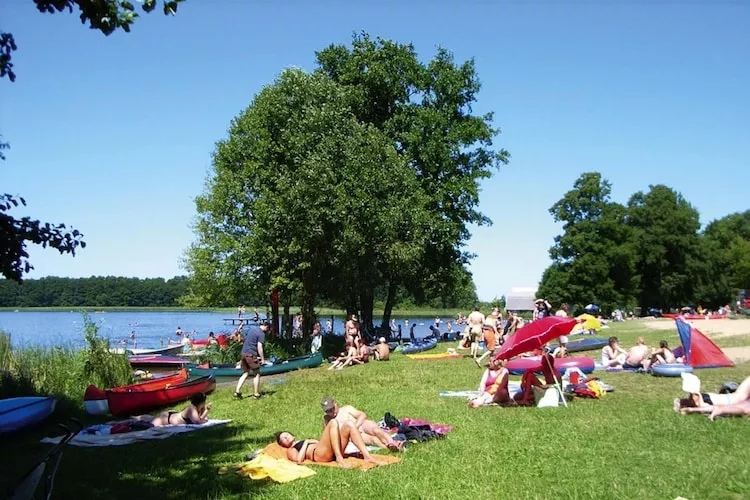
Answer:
41;419;231;447
261;443;400;470
227;453;316;483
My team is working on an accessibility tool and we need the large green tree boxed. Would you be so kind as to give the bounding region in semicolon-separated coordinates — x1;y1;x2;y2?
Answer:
1;0;185;281
538;172;637;312
626;185;704;310
185;69;428;336
315;33;509;327
704;210;750;293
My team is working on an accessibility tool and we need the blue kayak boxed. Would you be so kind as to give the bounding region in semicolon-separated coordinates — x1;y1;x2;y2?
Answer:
0;397;57;434
548;337;608;353
400;339;438;354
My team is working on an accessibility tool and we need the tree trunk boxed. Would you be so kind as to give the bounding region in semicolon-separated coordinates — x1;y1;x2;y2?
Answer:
300;286;316;338
359;288;375;342
271;289;279;338
382;281;397;327
282;295;292;338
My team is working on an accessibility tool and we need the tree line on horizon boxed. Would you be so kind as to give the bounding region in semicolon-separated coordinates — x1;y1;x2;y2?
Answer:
537;172;750;314
0;274;480;310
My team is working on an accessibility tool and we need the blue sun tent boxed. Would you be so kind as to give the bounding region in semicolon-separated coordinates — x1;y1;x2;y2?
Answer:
674;319;734;369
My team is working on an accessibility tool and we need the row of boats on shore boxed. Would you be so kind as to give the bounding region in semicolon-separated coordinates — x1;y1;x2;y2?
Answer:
2;335;609;435
84;335;610;419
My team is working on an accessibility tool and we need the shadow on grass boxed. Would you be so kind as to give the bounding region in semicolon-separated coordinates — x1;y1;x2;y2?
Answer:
3;420;275;499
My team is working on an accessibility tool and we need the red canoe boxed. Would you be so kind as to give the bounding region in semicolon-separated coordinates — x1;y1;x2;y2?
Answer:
192;334;229;347
84;369;190;415
506;356;595;375
662;313;726;320
95;374;216;417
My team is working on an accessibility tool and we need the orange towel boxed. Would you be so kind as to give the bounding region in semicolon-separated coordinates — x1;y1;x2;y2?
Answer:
261;443;400;470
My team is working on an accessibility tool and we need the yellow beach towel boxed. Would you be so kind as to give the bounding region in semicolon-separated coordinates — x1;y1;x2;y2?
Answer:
407;352;464;360
229;453;316;483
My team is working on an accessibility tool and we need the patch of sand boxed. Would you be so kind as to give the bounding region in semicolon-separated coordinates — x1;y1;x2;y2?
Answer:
721;347;750;365
641;318;750;364
642;318;750;338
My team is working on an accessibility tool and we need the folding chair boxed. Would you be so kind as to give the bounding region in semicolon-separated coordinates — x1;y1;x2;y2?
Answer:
541;354;568;408
5;419;82;500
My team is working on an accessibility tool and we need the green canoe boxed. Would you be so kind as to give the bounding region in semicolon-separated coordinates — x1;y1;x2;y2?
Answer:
187;352;323;378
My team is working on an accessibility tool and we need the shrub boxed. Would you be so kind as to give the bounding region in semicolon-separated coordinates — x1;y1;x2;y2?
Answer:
0;313;133;404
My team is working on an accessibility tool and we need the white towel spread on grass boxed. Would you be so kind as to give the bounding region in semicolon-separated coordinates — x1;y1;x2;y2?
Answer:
41;419;232;447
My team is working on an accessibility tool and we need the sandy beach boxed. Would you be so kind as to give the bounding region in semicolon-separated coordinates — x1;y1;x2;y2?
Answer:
642;318;750;363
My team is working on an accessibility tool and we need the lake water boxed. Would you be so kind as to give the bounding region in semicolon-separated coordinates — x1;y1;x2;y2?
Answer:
0;311;449;349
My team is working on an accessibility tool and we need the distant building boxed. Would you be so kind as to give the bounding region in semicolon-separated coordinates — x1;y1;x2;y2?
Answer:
505;287;537;312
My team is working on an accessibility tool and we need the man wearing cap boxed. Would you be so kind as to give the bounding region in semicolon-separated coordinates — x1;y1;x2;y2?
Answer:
373;337;390;361
234;321;269;400
321;396;404;451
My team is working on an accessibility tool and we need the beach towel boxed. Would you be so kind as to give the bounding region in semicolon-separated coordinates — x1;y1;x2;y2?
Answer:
407;352;464;360
400;418;453;435
225;453;316;483
440;390;481;398
441;382;522;399
41;419;231;447
261;443;400;470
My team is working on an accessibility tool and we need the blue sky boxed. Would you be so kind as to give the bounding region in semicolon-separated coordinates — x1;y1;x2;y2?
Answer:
1;1;748;301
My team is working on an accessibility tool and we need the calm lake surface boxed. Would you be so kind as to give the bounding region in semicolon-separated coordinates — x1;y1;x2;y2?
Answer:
0;311;448;349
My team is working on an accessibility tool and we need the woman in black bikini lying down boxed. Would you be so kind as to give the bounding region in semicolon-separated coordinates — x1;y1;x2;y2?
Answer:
134;393;212;426
275;419;383;468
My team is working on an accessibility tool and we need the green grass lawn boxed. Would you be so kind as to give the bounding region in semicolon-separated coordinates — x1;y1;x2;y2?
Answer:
2;321;750;499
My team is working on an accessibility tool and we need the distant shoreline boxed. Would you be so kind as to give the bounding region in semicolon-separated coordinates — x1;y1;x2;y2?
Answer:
0;306;464;318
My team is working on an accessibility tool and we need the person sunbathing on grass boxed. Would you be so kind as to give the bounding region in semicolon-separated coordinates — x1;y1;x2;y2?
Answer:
321;396;404;451
491;354;557;407
675;376;750;420
468;358;508;408
133;393;211;426
275;419;383;468
328;343;362;370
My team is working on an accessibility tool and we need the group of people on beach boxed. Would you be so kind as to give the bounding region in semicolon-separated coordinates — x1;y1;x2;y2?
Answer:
600;336;677;371
329;315;390;369
275;396;403;467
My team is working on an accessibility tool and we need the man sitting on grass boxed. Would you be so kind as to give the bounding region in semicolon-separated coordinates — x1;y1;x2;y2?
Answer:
321;396;404;451
373;337;390;361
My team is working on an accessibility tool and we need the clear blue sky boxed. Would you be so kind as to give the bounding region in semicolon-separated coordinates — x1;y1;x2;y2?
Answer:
2;1;748;301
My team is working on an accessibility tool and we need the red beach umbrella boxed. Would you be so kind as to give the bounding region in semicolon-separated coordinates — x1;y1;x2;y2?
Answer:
494;316;577;361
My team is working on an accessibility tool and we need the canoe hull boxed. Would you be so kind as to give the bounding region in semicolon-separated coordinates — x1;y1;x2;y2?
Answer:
84;369;189;415
0;397;57;434
129;345;184;356
188;352;323;378
128;355;188;369
400;339;438;355
106;375;216;416
549;337;608;353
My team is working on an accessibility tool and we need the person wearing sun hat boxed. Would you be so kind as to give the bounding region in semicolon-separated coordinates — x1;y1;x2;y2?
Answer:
533;299;551;321
320;396;404;451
